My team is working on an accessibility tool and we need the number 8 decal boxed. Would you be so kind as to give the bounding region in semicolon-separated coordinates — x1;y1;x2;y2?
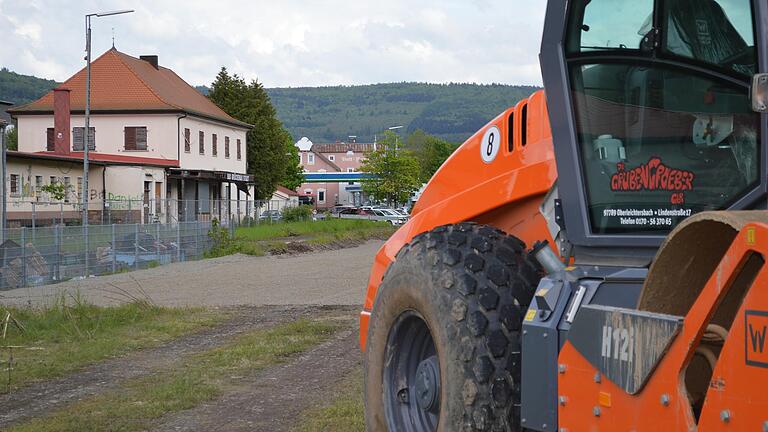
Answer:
481;125;501;164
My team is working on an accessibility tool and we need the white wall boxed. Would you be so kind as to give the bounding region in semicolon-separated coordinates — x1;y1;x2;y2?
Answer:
178;116;248;174
16;113;249;175
17;114;179;162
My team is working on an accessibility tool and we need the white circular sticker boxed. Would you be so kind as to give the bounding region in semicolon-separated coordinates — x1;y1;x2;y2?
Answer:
480;126;501;164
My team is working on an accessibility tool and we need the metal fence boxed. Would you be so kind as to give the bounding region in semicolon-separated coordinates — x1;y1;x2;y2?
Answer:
3;198;300;228
0;221;223;292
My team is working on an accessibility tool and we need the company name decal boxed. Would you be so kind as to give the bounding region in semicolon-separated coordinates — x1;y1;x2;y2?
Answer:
611;158;695;193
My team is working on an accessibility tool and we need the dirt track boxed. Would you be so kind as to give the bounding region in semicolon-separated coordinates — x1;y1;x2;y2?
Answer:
0;240;383;308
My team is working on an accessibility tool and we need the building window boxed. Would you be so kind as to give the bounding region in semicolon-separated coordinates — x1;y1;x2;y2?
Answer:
77;177;83;199
308;153;315;165
184;128;191;153
236;139;242;160
304;189;313;195
212;134;218;157
328;155;335;162
225;136;230;158
9;174;19;197
46;128;55;151
63;177;71;202
124;126;148;151
73;126;96;151
318;189;326;204
348;168;354;185
199;131;205;154
49;176;57;185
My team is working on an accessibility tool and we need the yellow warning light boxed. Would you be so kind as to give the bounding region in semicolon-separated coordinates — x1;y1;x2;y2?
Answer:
746;227;756;246
524;309;536;322
598;392;612;408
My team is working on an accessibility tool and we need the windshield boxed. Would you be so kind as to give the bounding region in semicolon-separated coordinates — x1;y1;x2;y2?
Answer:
566;0;760;235
568;0;756;77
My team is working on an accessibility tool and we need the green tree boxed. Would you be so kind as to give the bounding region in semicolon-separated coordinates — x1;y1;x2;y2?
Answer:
4;126;17;151
404;129;457;182
360;131;421;205
207;68;302;199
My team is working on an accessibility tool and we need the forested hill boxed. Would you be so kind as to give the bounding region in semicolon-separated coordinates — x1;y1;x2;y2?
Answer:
0;68;57;105
265;83;539;143
1;68;539;143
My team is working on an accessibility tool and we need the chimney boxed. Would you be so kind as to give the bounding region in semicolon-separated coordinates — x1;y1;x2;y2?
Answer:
140;55;159;69
53;88;71;155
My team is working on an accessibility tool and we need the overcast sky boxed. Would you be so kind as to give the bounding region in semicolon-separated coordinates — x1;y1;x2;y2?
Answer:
0;0;545;88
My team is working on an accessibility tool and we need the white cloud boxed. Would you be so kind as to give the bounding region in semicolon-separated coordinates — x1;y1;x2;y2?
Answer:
0;0;546;87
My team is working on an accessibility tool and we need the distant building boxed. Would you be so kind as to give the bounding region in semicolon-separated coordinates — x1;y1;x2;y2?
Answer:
8;49;254;225
295;137;374;209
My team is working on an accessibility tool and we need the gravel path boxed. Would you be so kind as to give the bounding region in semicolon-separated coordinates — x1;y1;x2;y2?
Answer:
151;320;360;432
0;240;383;308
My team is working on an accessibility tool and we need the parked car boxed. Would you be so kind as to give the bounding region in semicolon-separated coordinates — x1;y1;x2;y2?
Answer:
259;209;282;222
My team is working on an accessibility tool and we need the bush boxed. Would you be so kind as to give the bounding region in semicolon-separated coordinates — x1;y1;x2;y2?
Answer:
282;205;313;222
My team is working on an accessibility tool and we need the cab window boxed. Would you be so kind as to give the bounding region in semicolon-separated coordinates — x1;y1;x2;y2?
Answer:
662;0;756;75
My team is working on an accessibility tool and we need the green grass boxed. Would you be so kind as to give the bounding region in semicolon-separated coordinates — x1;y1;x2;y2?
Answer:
207;218;396;258
235;218;394;241
0;297;224;391
9;318;339;432
295;367;365;432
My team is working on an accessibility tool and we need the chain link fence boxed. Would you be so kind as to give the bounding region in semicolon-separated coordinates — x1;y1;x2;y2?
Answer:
3;198;300;228
0;197;317;292
0;221;224;292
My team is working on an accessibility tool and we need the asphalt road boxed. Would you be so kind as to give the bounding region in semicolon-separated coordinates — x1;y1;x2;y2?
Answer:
0;240;383;308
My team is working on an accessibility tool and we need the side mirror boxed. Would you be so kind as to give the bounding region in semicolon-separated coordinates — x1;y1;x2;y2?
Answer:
752;73;768;113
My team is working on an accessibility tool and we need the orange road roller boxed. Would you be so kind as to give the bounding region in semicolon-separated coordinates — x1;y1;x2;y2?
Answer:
360;0;768;430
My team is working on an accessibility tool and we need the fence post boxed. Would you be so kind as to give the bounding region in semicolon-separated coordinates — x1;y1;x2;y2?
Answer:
134;223;139;270
176;220;182;262
21;227;27;288
31;202;36;242
246;198;250;227
195;221;200;259
111;224;116;274
55;224;61;281
60;202;63;225
84;224;89;278
128;199;132;224
156;223;160;264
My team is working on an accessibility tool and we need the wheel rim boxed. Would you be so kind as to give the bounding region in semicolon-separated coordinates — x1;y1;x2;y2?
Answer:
384;311;440;432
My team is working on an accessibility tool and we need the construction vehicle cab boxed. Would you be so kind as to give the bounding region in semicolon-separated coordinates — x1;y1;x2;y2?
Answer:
362;0;768;431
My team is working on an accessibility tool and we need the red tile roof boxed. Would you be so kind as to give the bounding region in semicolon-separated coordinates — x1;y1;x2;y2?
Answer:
313;143;376;153
9;150;179;167
275;185;299;196
10;49;251;129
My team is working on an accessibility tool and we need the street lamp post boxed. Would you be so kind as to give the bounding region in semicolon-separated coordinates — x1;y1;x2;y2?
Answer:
83;9;133;227
388;125;403;154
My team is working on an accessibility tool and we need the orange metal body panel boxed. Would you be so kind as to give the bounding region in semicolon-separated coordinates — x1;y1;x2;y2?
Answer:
359;90;558;351
558;223;768;431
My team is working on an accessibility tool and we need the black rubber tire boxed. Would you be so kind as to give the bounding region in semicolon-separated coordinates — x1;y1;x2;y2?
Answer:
364;222;542;432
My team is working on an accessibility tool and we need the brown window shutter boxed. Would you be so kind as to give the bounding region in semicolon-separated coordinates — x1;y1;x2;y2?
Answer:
46;128;55;151
237;139;242;160
125;127;137;150
212;134;218;156
225;136;230;158
73;127;83;151
184;128;191;152
199;131;204;154
136;127;147;150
